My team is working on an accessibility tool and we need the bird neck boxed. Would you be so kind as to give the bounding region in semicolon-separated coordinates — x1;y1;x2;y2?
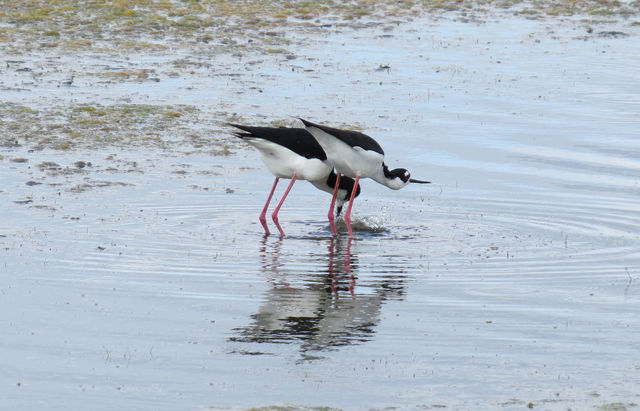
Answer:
372;163;406;190
369;166;386;188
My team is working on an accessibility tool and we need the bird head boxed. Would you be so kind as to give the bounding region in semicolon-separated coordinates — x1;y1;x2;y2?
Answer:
382;164;430;190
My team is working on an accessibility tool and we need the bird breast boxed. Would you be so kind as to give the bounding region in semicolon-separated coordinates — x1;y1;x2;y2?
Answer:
306;127;383;177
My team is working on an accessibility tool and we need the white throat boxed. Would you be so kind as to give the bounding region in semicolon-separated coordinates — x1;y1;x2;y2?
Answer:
372;165;409;190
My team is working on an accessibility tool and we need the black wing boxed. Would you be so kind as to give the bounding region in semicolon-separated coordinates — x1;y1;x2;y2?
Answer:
229;124;327;161
299;118;384;155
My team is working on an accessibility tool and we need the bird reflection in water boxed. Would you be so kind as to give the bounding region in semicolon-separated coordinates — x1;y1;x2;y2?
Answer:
327;236;355;296
229;235;406;361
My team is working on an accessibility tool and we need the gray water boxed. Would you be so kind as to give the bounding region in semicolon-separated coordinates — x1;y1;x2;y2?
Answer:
2;14;640;410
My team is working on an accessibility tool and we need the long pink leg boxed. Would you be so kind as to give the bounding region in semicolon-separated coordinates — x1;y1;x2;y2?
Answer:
271;174;297;237
343;176;360;238
259;177;279;235
328;173;341;236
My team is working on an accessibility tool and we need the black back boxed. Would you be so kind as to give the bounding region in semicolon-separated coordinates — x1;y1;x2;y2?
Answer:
299;118;384;155
229;124;327;161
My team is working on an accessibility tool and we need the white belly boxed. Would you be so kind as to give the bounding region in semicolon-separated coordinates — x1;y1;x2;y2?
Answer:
247;138;332;181
306;127;384;178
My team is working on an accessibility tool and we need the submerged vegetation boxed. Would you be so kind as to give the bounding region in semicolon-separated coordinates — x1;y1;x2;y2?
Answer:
0;0;637;53
0;0;637;152
0;102;235;154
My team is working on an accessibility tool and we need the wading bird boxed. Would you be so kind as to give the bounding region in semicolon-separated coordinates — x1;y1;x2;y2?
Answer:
231;124;361;236
300;118;430;237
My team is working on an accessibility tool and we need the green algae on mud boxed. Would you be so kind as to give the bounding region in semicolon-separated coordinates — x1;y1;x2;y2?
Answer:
1;0;638;54
0;102;236;153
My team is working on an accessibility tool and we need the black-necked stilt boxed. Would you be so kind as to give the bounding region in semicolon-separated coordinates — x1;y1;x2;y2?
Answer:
300;118;430;237
230;124;361;236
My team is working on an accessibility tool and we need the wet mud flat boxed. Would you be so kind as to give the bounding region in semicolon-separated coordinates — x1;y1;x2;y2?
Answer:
2;2;640;410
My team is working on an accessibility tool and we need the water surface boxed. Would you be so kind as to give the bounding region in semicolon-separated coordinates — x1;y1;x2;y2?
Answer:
2;13;640;410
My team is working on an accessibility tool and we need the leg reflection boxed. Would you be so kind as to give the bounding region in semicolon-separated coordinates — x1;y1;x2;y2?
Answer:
327;235;356;296
259;234;288;288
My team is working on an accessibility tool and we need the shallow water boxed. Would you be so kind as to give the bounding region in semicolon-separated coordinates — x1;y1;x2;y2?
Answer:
2;13;640;410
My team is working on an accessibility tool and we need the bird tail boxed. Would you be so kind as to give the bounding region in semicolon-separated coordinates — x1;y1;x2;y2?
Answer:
228;123;255;139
